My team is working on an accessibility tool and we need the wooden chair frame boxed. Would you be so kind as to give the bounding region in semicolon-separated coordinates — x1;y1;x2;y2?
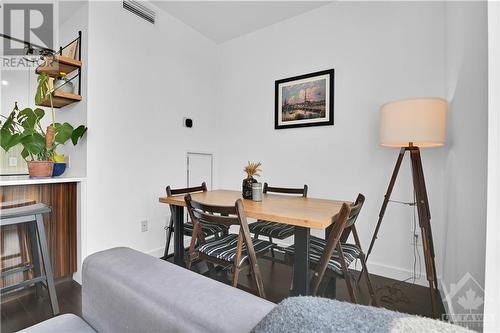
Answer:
184;194;267;298
162;183;228;259
310;194;377;306
263;183;308;197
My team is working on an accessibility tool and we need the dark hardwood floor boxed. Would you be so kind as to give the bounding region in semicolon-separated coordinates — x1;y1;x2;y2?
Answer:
1;254;444;333
1;278;81;333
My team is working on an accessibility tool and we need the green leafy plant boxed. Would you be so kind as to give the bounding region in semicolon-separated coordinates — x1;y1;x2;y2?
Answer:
1;71;86;162
35;72;55;126
0;103;87;161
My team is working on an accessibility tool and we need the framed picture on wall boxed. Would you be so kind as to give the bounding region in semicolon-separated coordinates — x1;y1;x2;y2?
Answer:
63;39;79;60
275;69;334;129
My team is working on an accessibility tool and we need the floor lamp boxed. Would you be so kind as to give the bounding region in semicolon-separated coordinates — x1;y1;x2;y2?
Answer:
365;97;448;318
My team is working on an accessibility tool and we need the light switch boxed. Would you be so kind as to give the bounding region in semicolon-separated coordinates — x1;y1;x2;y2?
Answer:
8;157;17;167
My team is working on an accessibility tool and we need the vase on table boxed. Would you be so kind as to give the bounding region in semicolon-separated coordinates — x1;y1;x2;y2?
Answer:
242;177;257;199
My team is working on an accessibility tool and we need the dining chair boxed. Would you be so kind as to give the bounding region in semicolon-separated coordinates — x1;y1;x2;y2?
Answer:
184;194;274;298
284;194;378;305
248;183;308;257
162;182;229;260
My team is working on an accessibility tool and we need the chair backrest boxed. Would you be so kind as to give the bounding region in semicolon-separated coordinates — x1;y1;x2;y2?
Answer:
185;195;257;261
184;194;242;229
344;194;365;228
263;183;308;197
165;182;207;215
326;203;352;249
166;182;207;197
336;193;364;242
322;194;366;268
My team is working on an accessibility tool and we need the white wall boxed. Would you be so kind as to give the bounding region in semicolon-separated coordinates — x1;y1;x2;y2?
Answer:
79;1;489;306
85;1;217;255
442;0;488;294
214;1;447;284
484;2;500;331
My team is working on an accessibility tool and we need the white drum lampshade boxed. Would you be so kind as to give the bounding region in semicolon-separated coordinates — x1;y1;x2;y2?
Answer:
380;97;448;148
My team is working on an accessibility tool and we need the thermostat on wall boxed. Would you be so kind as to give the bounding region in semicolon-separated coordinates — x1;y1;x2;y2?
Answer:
183;118;193;128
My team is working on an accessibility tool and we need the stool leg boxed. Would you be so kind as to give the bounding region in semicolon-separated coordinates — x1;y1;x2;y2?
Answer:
35;213;59;316
27;222;43;297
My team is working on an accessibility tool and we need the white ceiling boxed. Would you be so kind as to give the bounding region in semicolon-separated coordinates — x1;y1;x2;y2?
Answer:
153;1;331;43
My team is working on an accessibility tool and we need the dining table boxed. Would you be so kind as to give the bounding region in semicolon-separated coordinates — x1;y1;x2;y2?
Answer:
159;189;348;296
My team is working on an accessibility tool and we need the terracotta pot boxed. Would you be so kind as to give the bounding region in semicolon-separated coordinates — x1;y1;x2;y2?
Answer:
27;161;54;178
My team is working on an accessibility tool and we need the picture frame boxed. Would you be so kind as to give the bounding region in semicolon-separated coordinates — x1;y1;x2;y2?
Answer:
275;69;334;129
63;39;79;60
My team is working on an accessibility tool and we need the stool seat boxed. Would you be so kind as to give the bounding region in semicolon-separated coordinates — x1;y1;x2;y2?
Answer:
0;203;51;222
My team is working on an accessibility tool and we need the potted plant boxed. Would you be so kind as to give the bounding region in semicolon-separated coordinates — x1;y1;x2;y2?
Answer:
242;161;262;199
0;103;87;177
0;72;87;177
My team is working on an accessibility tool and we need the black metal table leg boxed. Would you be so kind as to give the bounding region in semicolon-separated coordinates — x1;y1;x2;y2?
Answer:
173;205;185;267
292;226;310;295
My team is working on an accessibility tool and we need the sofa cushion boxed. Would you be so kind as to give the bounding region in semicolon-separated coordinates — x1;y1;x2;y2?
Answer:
83;247;275;333
18;314;96;333
252;296;473;333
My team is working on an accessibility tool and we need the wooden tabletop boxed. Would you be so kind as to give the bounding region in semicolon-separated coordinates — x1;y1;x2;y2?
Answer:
159;190;349;230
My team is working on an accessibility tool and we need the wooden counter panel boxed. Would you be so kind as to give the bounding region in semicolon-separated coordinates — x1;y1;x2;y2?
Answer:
0;183;77;286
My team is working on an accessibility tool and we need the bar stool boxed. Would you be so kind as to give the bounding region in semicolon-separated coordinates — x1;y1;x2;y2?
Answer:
0;203;59;315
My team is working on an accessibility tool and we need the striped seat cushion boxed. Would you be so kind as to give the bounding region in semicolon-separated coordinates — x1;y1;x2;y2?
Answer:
283;236;361;275
197;234;275;266
248;220;295;239
183;221;228;237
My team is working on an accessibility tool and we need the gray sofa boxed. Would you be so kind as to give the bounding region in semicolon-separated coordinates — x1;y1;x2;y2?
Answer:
21;247;275;333
20;247;470;333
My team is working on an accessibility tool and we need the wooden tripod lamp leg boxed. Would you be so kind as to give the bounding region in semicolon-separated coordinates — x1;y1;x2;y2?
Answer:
409;148;439;319
365;146;440;319
366;148;406;261
361;148;406;283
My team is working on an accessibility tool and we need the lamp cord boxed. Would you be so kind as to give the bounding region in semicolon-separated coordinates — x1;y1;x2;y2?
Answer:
397;190;422;285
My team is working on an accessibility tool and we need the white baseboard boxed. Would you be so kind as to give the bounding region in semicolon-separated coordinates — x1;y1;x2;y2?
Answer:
146;247;166;258
364;260;430;287
439;279;450;318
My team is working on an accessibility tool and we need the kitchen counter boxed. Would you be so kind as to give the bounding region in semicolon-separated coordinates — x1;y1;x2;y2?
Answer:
0;175;85;186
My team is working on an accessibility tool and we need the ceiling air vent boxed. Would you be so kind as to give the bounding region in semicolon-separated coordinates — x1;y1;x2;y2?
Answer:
123;1;155;24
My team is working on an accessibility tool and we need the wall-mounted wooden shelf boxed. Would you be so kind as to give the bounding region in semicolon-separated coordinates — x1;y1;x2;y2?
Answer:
36;55;81;78
37;90;82;108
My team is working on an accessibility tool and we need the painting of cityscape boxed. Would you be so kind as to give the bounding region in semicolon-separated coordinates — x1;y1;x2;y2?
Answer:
275;69;334;129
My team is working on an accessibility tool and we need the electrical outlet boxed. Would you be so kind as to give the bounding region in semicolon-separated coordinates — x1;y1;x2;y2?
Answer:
8;157;17;167
141;220;148;232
